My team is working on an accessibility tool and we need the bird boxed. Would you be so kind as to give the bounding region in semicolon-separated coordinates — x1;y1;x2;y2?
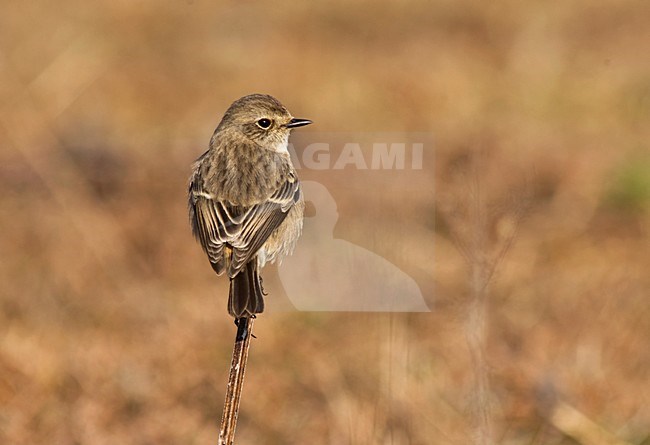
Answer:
188;94;310;328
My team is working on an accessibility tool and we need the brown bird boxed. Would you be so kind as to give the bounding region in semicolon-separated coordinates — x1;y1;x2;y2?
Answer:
188;94;310;326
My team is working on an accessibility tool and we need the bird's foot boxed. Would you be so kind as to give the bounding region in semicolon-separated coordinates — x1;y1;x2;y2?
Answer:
235;317;249;341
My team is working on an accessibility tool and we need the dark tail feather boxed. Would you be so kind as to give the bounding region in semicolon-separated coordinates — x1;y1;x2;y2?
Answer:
229;261;264;318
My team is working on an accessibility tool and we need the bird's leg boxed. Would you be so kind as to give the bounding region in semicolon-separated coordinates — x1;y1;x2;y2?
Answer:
235;317;249;341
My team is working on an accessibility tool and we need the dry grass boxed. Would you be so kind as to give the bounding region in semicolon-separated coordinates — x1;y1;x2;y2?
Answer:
1;1;649;444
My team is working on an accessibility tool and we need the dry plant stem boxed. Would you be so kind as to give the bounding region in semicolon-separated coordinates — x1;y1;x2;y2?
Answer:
467;263;491;445
549;401;633;445
466;158;493;445
218;317;254;445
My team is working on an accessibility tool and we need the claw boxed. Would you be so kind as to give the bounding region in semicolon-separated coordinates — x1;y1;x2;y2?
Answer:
259;276;268;296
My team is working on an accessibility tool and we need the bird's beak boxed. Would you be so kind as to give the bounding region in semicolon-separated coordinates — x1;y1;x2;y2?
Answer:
285;118;313;128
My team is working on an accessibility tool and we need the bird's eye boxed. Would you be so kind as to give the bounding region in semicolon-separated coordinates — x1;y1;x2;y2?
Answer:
256;118;272;129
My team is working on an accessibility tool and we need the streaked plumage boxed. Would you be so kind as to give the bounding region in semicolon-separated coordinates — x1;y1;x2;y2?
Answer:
188;94;308;319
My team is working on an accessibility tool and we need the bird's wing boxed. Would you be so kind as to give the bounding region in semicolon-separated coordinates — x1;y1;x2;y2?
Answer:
189;176;301;278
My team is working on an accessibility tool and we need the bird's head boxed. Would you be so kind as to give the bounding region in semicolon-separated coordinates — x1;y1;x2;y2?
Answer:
214;94;312;152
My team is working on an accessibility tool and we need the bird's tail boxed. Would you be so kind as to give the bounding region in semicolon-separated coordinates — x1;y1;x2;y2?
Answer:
229;261;265;319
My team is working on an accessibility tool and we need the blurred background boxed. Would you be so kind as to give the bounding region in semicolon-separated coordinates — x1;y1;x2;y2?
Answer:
1;1;649;444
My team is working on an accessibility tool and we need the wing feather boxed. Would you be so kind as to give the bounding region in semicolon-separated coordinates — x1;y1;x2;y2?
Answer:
189;176;300;278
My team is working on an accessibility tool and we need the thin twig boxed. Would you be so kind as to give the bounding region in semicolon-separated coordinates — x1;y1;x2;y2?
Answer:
218;317;255;445
549;400;633;445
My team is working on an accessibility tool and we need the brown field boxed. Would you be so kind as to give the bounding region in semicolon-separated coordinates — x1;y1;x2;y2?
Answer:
1;1;649;444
